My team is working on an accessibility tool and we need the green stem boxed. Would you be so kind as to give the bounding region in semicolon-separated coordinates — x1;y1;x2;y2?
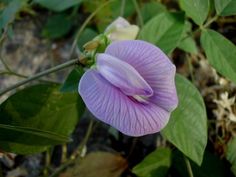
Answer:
0;58;78;96
49;159;75;177
185;156;194;177
203;15;218;28
69;0;114;57
132;0;143;27
120;0;126;17
77;119;94;155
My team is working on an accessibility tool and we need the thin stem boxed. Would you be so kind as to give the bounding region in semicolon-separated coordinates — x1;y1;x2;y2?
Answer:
0;56;11;72
69;0;114;57
187;54;195;82
132;0;143;27
184;156;194;177
77;119;94;155
49;120;94;177
120;0;126;17
0;59;79;96
49;159;75;177
203;15;218;28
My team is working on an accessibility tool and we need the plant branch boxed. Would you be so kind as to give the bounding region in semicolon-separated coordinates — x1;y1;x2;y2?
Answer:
0;58;79;96
120;0;126;17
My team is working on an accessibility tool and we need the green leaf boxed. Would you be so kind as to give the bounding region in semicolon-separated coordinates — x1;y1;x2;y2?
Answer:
0;84;85;154
60;67;84;93
139;12;185;54
140;2;166;23
0;0;27;30
179;0;209;25
162;74;207;165
201;29;236;84
34;0;81;12
178;21;198;54
132;148;171;177
215;0;236;16
173;150;228;177
42;14;72;39
77;28;98;50
227;137;236;176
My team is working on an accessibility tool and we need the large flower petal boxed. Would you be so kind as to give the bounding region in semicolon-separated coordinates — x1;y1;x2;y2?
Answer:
105;40;178;112
97;53;153;97
79;69;170;136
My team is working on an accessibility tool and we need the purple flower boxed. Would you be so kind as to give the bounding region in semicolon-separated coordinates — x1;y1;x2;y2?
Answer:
79;40;178;136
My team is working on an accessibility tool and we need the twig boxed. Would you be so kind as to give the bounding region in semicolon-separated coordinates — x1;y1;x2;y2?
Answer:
0;58;79;96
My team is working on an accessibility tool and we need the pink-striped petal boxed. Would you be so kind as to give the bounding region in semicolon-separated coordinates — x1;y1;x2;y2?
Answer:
78;69;170;136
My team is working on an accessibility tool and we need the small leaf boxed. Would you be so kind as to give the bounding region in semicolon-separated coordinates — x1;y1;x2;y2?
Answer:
139;12;185;54
215;0;236;16
227;137;236;176
42;14;72;39
162;74;207;165
63;152;128;177
33;0;81;12
132;148;171;177
60;67;84;93
201;29;236;84
179;0;209;25
140;2;166;23
0;84;85;154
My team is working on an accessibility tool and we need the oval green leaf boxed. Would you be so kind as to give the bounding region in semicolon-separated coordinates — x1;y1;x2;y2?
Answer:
179;0;209;25
139;12;185;54
215;0;236;16
132;148;171;177
162;74;207;165
0;84;85;154
201;29;236;84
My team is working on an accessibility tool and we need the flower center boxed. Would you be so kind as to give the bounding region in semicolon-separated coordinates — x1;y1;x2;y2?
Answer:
96;53;153;102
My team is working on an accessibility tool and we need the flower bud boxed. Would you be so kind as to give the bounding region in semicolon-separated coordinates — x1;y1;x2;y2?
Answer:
105;17;139;41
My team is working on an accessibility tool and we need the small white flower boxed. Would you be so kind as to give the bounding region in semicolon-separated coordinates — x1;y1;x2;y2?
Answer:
105;17;139;41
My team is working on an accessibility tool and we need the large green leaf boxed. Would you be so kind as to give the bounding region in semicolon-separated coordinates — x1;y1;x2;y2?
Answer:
215;0;236;16
227;137;236;176
42;14;72;39
34;0;81;12
60;67;84;93
0;84;85;154
201;29;236;84
162;74;207;165
139;12;184;54
179;0;209;25
0;0;27;30
132;148;171;177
